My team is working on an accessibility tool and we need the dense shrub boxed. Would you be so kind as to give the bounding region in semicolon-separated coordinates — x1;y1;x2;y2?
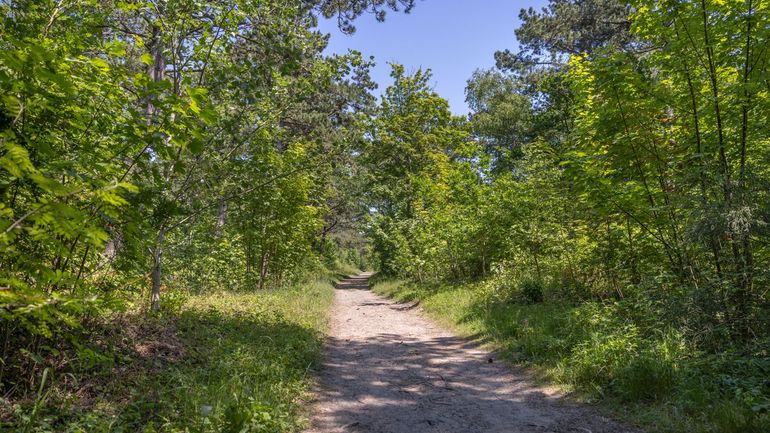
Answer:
518;279;545;304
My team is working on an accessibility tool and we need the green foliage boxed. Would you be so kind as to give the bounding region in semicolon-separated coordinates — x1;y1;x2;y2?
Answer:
360;65;484;281
364;0;767;419
465;69;532;174
358;6;770;432
372;278;770;432
3;0;770;432
312;0;416;33
0;0;382;421
6;279;335;432
517;278;545;304
496;0;633;69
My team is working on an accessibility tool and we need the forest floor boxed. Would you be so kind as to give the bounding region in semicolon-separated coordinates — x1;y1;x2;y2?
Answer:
306;273;640;433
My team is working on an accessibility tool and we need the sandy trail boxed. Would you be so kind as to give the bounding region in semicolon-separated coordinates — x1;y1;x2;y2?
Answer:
306;273;639;433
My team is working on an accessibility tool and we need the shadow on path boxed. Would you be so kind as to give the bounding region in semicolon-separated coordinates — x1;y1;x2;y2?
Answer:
308;274;639;433
335;272;375;290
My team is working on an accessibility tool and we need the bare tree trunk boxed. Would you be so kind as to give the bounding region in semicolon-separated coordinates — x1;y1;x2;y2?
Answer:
98;228;121;270
736;0;755;319
258;248;270;290
215;198;227;238
147;22;166;313
151;227;166;312
151;25;165;85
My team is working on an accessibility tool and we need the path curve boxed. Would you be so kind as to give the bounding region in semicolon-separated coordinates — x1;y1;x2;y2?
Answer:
306;273;639;433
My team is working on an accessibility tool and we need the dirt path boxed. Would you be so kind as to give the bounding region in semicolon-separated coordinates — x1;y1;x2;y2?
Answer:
306;273;640;433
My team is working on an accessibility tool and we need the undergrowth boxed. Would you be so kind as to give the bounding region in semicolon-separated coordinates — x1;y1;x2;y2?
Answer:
370;276;770;433
2;279;336;433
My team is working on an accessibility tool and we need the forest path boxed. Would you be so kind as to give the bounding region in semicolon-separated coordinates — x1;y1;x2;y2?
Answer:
306;273;639;433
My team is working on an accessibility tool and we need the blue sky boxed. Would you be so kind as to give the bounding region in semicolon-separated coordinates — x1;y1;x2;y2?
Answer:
316;0;548;115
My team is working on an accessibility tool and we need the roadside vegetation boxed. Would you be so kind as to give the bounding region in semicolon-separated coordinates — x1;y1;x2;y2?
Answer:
3;1;770;432
359;2;770;432
372;278;770;433
0;0;381;430
8;277;337;433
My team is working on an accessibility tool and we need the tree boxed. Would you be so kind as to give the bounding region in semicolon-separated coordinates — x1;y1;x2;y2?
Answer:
0;0;406;398
465;69;533;175
360;65;481;279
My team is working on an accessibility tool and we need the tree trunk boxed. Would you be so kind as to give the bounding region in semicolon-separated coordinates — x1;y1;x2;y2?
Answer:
151;227;166;312
258;248;270;290
677;22;724;279
736;0;755;321
215;198;227;238
146;22;166;313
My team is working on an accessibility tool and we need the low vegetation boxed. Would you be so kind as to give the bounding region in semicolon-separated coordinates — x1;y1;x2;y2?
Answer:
4;278;336;432
372;277;770;433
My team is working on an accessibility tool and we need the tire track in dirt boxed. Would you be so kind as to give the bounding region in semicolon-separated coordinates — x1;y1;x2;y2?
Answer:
306;273;640;433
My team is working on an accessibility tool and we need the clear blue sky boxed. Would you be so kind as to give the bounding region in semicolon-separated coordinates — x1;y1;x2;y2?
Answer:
316;0;548;115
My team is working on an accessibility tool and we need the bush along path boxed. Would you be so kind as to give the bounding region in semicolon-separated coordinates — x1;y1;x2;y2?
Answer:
306;273;639;433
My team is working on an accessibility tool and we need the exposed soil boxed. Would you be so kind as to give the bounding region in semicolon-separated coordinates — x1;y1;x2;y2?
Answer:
306;273;641;433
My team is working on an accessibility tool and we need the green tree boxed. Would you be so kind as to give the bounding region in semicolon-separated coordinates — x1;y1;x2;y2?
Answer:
465;69;533;175
361;65;481;280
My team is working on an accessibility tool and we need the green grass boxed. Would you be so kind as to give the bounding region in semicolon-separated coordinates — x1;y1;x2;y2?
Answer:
371;278;770;433
10;280;335;433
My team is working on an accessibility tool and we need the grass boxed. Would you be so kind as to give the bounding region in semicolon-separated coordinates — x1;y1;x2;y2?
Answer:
7;279;336;433
371;277;770;433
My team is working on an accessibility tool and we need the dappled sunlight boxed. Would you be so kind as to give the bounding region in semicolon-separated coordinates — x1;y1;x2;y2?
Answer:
307;276;637;433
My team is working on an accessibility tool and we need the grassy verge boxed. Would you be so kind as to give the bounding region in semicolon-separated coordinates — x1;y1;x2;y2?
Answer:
8;279;335;433
370;277;770;433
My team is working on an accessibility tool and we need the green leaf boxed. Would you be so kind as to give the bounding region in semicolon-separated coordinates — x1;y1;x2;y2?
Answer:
91;57;110;72
106;41;126;57
0;141;35;178
3;95;21;118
